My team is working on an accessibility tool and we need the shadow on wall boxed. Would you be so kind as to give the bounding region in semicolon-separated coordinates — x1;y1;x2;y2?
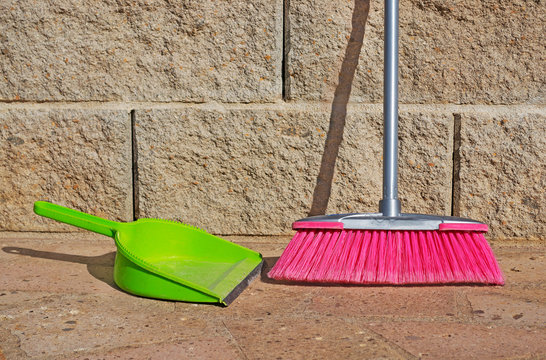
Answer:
308;0;371;216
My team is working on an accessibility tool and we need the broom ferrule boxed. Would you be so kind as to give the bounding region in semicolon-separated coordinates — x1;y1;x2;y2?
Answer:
379;198;401;217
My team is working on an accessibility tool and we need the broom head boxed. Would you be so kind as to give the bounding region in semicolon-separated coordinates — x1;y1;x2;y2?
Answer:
268;214;504;285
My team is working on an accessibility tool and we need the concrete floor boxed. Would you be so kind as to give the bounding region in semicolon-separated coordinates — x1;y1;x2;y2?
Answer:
0;232;544;359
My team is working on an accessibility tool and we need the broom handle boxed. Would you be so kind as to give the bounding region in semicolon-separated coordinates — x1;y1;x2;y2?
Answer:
379;0;401;217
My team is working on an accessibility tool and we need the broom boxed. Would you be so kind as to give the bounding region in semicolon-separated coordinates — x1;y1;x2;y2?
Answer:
268;0;504;285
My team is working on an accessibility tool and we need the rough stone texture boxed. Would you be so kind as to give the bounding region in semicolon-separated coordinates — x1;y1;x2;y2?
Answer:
0;109;132;231
463;244;546;328
308;287;458;319
72;340;244;360
456;110;545;240
329;108;453;216
466;291;546;328
288;0;545;104
0;238;117;295
136;105;452;235
371;321;545;359
226;317;408;360
0;0;282;102
0;292;208;358
492;244;546;287
136;106;326;235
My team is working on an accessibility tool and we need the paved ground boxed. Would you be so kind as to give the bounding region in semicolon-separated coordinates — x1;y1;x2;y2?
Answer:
0;232;544;359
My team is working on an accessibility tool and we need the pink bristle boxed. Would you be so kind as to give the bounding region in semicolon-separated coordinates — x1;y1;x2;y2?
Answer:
428;231;447;282
268;230;307;279
350;231;371;283
362;231;380;283
439;231;461;282
446;232;469;280
281;230;318;281
391;231;403;283
415;231;428;282
267;230;308;279
405;231;420;283
440;232;463;281
425;232;439;282
462;232;488;282
340;231;364;282
456;232;485;282
404;231;418;283
469;232;504;284
283;230;323;280
300;231;334;280
307;231;342;282
326;230;355;282
293;231;327;280
472;233;497;278
383;231;397;283
268;227;504;285
399;231;406;283
376;231;389;283
426;231;442;283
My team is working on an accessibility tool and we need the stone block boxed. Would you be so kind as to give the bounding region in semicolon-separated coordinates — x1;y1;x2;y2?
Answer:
0;0;282;102
136;105;452;235
288;0;544;104
329;108;453;216
0;109;132;231
135;106;327;235
456;110;545;240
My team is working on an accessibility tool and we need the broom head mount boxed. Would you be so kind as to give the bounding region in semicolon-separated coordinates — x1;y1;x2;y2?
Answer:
292;213;489;232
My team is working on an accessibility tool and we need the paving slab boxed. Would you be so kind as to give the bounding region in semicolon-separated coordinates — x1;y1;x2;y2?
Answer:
489;244;545;286
306;287;460;320
71;338;244;360
225;316;409;360
466;291;546;328
0;232;544;359
369;321;545;359
0;238;118;295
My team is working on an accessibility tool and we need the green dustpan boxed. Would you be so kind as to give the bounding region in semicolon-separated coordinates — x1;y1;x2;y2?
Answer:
34;201;263;306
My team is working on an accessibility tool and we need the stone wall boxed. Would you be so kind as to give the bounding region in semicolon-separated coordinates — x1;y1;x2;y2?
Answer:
1;0;544;240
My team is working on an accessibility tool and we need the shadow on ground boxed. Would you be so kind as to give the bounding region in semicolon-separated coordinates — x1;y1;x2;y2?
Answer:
2;246;119;290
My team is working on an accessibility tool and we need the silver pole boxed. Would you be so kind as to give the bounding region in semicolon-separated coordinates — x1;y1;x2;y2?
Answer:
379;0;401;217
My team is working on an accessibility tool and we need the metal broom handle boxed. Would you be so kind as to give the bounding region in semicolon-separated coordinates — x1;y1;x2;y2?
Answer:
379;0;401;217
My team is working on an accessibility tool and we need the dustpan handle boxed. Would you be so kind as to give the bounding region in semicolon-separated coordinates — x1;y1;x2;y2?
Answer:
379;0;401;217
34;201;120;238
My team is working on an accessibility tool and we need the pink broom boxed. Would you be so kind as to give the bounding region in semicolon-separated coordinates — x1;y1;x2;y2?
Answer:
268;0;504;285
